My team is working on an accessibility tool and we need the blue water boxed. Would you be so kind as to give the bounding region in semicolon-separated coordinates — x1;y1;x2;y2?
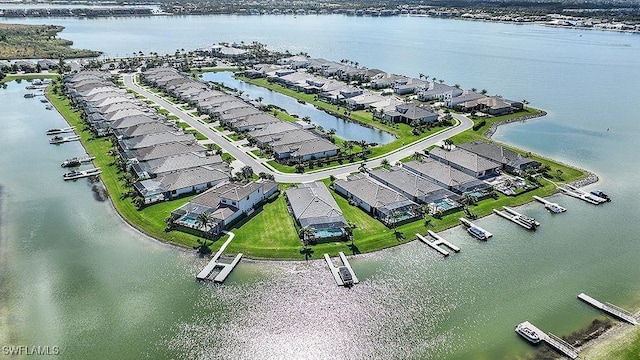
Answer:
201;71;396;145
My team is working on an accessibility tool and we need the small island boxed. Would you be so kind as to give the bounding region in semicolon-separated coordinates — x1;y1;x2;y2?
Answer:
0;24;101;59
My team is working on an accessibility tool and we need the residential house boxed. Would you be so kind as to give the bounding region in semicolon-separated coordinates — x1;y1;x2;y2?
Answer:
403;159;492;194
457;141;540;174
131;153;226;180
171;180;279;235
285;182;348;240
134;166;230;204
429;147;501;179
122;141;208;163
272;138;339;162
383;103;439;124
334;174;421;226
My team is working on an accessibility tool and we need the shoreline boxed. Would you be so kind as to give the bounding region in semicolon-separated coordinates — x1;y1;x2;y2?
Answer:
44;72;592;262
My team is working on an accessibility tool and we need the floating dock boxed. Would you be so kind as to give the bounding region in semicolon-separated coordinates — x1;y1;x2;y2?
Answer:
416;231;460;256
61;155;96;167
558;185;606;205
324;251;359;287
196;232;242;283
515;321;579;359
493;207;539;230
459;218;493;240
533;196;567;213
578;293;638;325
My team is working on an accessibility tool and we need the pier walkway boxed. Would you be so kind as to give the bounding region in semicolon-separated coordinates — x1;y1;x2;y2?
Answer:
517;321;579;359
324;252;359;286
416;231;460;256
578;293;638;325
196;231;242;283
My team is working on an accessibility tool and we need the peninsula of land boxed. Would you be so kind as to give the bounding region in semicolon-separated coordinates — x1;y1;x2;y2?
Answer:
0;24;102;60
20;41;591;262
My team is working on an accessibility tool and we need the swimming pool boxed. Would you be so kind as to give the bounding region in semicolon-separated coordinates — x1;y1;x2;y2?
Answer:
314;229;344;238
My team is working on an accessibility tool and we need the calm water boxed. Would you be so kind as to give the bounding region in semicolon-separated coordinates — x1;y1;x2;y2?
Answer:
1;15;640;360
202;71;396;144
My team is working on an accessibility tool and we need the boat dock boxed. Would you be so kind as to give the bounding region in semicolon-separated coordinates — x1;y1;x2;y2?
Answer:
416;231;460;256
46;127;75;135
558;185;606;205
459;218;493;240
533;196;567;213
493;207;539;230
516;321;579;359
578;293;638;325
324;251;359;287
196;232;242;283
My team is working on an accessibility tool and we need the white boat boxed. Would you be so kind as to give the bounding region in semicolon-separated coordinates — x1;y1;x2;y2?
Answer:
49;135;80;144
46;127;74;135
63;168;101;181
460;218;492;240
545;203;566;213
515;323;541;344
503;207;540;229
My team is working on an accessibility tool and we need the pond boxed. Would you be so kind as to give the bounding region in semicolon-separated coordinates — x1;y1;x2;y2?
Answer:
201;71;396;145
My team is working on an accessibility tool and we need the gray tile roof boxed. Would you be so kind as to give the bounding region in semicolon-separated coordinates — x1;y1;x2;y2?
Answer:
136;153;225;177
273;138;339;158
368;167;455;204
335;175;415;209
137;166;229;194
285;182;346;228
129;142;207;162
253;129;317;146
110;115;164;130
247;121;299;137
120;132;195;150
115;122;177;139
429;147;501;173
403;159;479;188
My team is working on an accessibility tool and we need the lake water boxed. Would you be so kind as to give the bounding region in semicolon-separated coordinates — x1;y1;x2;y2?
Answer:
202;71;396;144
1;15;640;360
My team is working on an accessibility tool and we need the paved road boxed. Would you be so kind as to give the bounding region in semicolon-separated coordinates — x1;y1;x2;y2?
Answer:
123;74;473;183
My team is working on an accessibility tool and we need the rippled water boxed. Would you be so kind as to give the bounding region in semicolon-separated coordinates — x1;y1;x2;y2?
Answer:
1;15;640;360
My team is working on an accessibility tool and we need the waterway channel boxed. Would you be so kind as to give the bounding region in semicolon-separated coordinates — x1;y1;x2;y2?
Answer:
1;14;640;360
201;71;396;145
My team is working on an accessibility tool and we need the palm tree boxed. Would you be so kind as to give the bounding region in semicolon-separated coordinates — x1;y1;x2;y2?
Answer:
412;152;422;161
481;89;488;95
381;159;390;169
438;79;444;84
390;209;402;233
358;162;367;173
471;87;477;92
419;73;424;80
195;212;215;235
299;226;314;244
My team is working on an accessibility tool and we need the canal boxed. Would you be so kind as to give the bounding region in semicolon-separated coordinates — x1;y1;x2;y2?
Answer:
201;71;396;145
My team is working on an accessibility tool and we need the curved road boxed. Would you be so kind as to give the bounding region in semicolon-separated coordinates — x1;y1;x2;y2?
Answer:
123;74;473;183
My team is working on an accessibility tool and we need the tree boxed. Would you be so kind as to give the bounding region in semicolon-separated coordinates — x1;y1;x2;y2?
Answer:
471;87;477;92
241;165;253;180
412;152;422;161
299;226;314;244
454;84;461;89
381;158;390;169
195;212;215;235
358;162;367;173
481;89;488;95
390;209;402;233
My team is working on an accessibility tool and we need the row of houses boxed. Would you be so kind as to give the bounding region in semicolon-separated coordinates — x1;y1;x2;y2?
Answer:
141;67;340;162
64;70;232;205
249;54;524;116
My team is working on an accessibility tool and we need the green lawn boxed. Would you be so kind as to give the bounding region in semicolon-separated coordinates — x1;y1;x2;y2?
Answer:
47;85;203;249
1;73;59;84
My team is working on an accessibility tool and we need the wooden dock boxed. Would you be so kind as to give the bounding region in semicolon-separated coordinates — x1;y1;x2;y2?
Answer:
578;293;638;325
533;196;567;213
516;321;579;359
196;232;242;283
49;135;80;144
324;252;359;287
416;231;460;257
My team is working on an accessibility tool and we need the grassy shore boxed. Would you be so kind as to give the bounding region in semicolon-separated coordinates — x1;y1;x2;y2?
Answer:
1;73;59;84
0;24;101;59
46;84;204;250
46;74;587;260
